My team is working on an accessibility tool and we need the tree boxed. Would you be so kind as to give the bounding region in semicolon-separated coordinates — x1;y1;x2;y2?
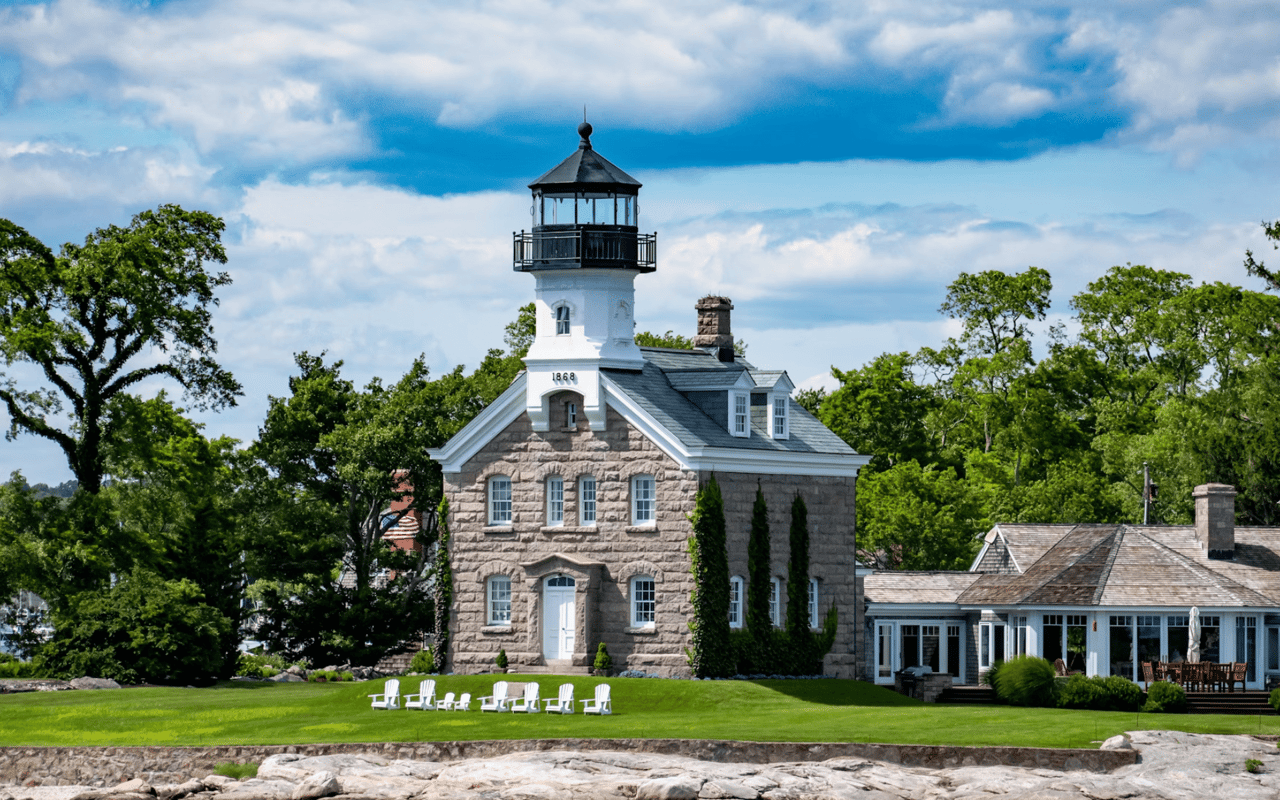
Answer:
1244;219;1280;293
820;353;934;472
785;494;813;665
250;352;441;666
687;474;730;678
0;207;241;496
856;461;986;570
746;486;772;636
432;495;453;672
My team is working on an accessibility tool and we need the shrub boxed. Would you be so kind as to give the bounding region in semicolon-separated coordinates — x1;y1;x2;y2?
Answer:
495;649;508;670
409;648;434;674
980;659;1004;692
991;656;1056;707
38;569;230;685
1143;681;1187;713
214;762;258;780
237;651;291;679
0;655;38;679
593;642;613;675
1246;758;1263;774
1057;674;1142;711
1270;687;1280;712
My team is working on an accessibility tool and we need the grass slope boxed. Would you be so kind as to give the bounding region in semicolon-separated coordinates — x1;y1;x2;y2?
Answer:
1;676;1277;748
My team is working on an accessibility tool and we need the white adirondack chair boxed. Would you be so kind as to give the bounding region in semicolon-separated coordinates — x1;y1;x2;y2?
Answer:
454;692;472;711
404;678;437;710
369;678;401;710
479;680;509;712
542;683;575;714
437;691;457;710
581;683;611;715
510;681;541;713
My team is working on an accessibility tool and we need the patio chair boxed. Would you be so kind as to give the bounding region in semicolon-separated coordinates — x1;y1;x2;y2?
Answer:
1228;662;1248;693
480;680;510;712
1182;662;1203;692
1207;663;1228;693
543;683;575;714
510;681;541;713
1053;659;1069;677
455;692;472;711
437;691;457;710
404;678;438;710
581;683;612;715
1141;662;1154;684
369;678;401;710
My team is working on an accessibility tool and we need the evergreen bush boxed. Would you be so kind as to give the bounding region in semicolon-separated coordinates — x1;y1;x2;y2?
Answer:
1144;681;1188;713
991;655;1056;707
593;642;613;675
746;486;772;638
433;497;453;673
1056;674;1140;711
688;475;731;677
785;495;815;673
495;649;508;670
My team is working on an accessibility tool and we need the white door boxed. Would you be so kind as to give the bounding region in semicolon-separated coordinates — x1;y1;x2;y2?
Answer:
875;621;895;684
543;575;576;659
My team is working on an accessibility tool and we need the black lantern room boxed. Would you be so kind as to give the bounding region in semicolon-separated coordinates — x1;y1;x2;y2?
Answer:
513;122;656;273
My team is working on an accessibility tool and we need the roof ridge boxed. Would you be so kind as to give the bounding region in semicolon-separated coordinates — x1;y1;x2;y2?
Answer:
1123;525;1280;604
1093;526;1126;605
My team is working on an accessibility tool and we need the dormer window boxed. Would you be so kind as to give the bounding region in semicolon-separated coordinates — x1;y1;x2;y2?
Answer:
731;392;749;438
771;395;789;439
555;305;571;335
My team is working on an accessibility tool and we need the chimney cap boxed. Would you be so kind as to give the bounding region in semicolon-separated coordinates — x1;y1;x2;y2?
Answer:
1193;483;1238;497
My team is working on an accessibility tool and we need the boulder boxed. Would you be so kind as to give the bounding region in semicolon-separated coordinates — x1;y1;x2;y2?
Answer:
1100;735;1132;751
70;678;122;691
290;772;338;800
636;776;704;800
111;780;152;795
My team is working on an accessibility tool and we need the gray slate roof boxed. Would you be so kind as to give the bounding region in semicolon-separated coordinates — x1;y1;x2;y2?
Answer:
865;572;982;605
529;143;641;192
601;347;858;456
956;523;1280;608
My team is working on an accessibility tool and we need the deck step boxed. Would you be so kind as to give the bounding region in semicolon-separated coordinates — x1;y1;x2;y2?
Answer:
1184;691;1275;715
936;685;1002;705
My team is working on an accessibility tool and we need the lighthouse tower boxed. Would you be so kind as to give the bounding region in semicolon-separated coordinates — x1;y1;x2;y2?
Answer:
514;122;656;431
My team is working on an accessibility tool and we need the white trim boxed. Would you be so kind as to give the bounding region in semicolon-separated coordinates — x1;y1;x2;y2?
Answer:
546;475;564;526
486;575;512;626
630;575;656;628
769;577;782;627
970;526;1021;573
728;575;744;629
730;391;749;438
631;474;656;526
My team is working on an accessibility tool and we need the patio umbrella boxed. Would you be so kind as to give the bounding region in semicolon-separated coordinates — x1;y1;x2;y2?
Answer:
1188;607;1201;663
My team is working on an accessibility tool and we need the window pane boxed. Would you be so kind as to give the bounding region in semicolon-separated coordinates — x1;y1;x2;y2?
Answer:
1168;616;1189;662
901;625;921;670
769;578;780;627
547;476;563;524
490;477;512;524
773;397;787;436
633;475;655;523
922;625;941;672
1110;616;1133;681
556;305;570;335
580;476;596;525
947;624;961;676
488;577;511;625
633;578;655;625
728;577;741;627
808;579;818;629
734;394;747;435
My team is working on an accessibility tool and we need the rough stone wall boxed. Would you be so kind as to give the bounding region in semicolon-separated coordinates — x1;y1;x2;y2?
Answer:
444;405;699;676
711;472;860;679
0;740;1135;788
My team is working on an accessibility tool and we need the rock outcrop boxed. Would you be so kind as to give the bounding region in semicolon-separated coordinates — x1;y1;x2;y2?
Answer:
1;732;1276;800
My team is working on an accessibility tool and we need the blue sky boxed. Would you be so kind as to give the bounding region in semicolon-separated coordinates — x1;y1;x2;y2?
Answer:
2;0;1279;482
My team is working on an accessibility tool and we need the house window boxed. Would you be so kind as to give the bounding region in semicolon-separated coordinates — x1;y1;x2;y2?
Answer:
555;305;570;335
488;476;512;525
772;395;789;438
1013;615;1028;657
769;577;782;627
487;576;511;625
546;476;564;526
565;401;577;428
947;624;962;678
631;474;655;525
807;578;819;629
979;620;1005;670
731;392;748;437
728;576;744;629
631;576;655;627
579;475;596;526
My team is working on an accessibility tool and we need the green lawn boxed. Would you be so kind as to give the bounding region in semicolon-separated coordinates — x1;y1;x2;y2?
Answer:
1;676;1277;749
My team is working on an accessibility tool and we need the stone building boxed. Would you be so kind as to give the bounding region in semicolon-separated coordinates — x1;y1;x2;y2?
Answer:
426;124;871;677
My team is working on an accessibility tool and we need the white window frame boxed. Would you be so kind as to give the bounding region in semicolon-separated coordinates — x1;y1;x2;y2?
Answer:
487;575;512;626
730;391;749;437
631;474;656;525
630;576;655;627
771;394;789;439
565;401;577;428
769;577;782;627
579;475;596;526
488;475;512;525
808;578;819;629
546;475;564;526
555;304;571;335
728;576;744;629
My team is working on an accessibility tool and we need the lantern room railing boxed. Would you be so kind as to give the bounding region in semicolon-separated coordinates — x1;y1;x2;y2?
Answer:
513;229;656;271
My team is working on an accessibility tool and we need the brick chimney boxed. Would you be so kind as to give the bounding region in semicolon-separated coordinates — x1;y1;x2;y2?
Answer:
1193;483;1236;559
694;296;734;363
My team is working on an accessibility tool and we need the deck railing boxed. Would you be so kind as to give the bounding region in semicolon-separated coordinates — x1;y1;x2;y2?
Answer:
514;229;656;270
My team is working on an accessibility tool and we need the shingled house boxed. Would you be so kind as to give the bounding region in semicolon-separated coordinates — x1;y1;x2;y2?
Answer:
426;125;871;677
865;483;1280;690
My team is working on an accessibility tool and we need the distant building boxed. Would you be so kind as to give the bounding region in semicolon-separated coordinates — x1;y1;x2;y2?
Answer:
865;483;1280;690
427;124;872;676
